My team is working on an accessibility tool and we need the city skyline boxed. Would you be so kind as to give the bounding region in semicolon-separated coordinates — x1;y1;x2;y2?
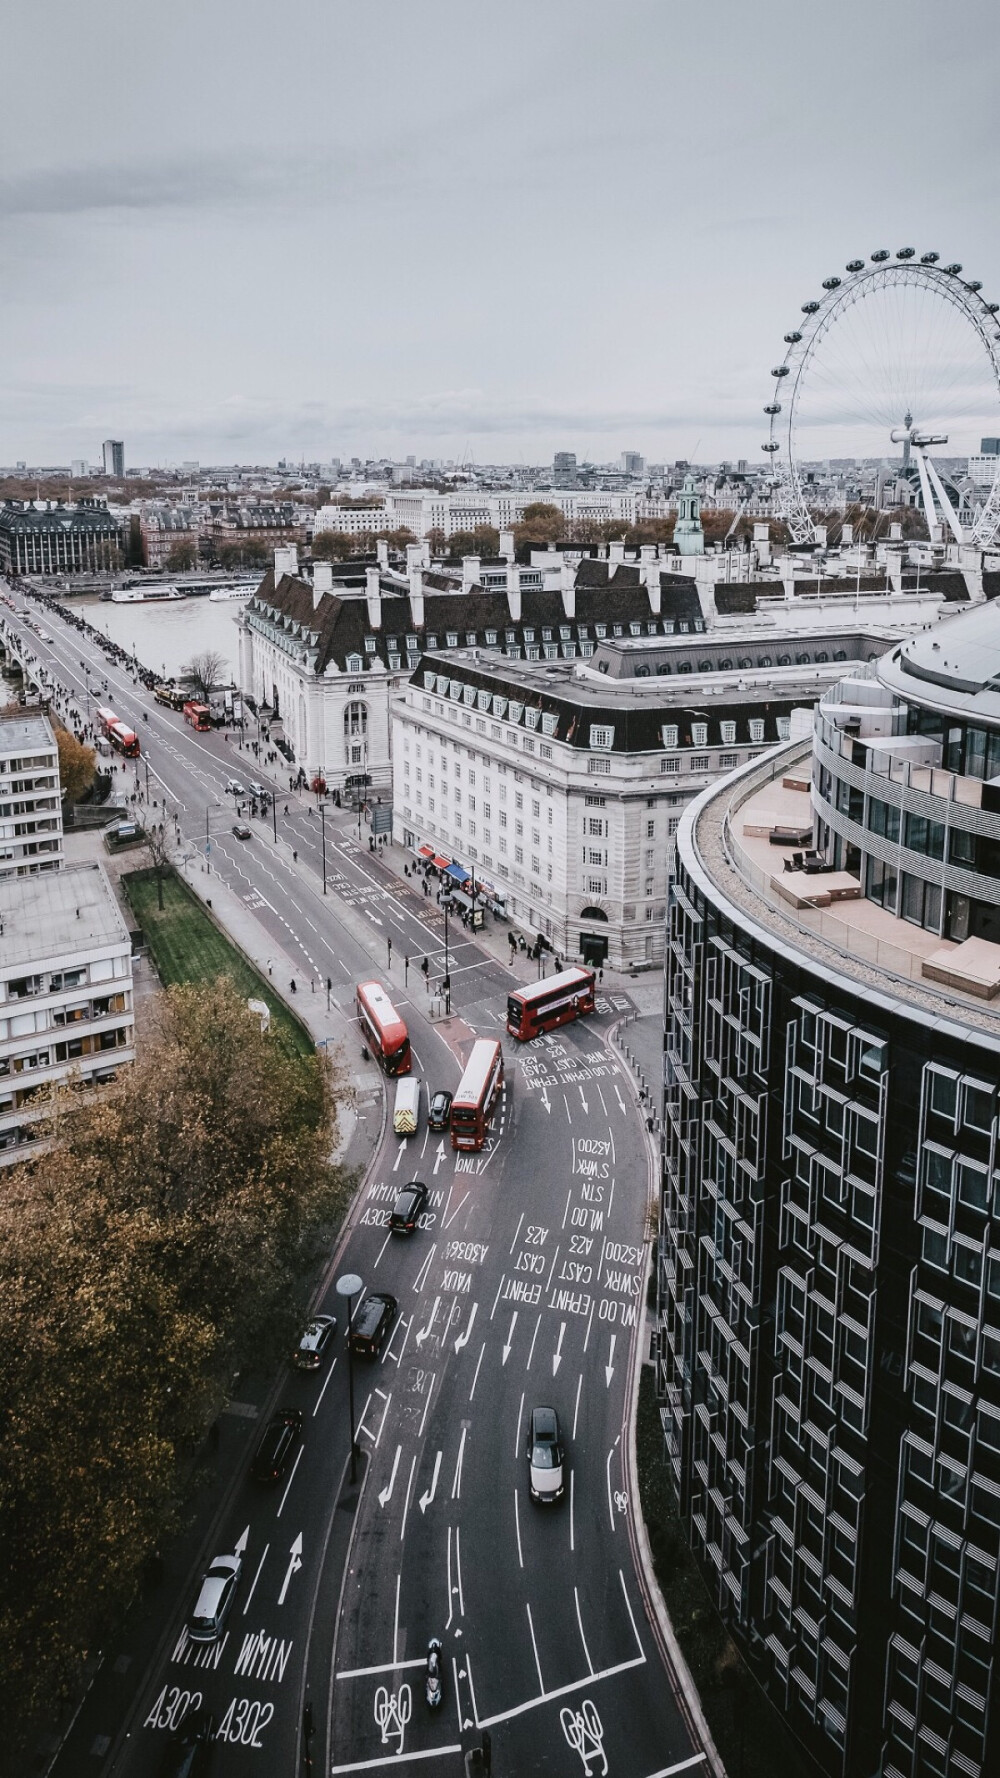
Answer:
3;0;1000;464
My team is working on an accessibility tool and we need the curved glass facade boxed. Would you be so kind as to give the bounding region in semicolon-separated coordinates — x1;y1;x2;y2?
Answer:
659;602;1000;1778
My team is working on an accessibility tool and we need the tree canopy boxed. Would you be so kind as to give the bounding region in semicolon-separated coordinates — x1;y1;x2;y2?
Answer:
181;650;226;699
0;979;347;1752
54;725;97;804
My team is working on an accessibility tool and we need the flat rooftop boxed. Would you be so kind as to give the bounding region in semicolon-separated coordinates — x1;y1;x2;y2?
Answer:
692;745;1000;1043
0;862;129;970
0;711;56;756
430;647;876;712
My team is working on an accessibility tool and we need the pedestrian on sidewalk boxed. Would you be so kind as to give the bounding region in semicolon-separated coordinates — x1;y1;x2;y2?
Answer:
290;979;296;994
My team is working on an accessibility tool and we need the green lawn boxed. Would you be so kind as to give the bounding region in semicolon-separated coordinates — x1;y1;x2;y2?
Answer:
123;866;314;1060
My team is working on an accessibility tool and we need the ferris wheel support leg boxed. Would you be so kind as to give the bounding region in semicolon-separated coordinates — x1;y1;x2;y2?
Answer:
914;449;943;541
923;453;966;546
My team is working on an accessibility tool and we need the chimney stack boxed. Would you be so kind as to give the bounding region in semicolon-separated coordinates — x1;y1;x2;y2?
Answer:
274;543;298;581
365;565;382;631
506;562;522;623
313;561;333;609
376;538;389;569
608;539;625;566
409;566;424;631
500;529;515;562
644;559;662;615
462;554;481;593
560;559;576;620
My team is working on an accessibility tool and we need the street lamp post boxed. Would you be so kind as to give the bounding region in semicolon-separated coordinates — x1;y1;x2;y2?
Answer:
319;801;328;893
336;1272;364;1484
443;897;451;1016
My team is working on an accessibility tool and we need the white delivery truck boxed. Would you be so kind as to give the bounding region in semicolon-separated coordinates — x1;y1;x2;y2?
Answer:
393;1076;421;1136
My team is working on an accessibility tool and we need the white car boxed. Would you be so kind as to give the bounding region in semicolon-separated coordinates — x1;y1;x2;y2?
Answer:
188;1552;241;1642
225;779;246;797
526;1405;565;1503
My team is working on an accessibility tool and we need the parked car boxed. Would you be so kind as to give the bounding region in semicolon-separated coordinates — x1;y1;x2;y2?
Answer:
427;1089;453;1132
158;1702;216;1776
251;1409;303;1483
350;1292;398;1359
248;780;266;799
293;1314;337;1371
225;779;246;796
188;1553;241;1642
525;1404;565;1503
389;1180;428;1234
232;823;252;840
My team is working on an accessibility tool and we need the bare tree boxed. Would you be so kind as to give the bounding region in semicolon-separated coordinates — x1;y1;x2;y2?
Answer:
181;650;226;701
145;822;172;912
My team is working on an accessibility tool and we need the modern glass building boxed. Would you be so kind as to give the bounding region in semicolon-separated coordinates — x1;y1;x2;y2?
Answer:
658;600;1000;1778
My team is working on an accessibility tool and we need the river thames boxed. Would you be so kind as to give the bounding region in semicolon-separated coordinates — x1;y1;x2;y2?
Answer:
65;595;246;683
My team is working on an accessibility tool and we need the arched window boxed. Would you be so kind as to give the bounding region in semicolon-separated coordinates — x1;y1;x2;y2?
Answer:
580;906;609;922
344;700;368;766
778;654;791;666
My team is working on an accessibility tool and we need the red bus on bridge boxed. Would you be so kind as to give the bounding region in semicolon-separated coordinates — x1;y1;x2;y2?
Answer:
506;966;596;1042
356;981;411;1076
450;1038;504;1151
96;705;140;757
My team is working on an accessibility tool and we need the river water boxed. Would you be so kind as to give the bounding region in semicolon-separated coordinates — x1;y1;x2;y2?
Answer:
65;595;247;684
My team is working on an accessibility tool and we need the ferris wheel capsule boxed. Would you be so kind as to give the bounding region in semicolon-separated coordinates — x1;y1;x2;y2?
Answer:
771;365;790;378
896;248;915;259
944;263;963;274
845;260;864;272
762;442;779;453
985;303;999;315
822;277;841;290
871;249;890;262
801;301;820;313
764;403;781;415
784;331;802;343
968;280;983;292
920;252;940;264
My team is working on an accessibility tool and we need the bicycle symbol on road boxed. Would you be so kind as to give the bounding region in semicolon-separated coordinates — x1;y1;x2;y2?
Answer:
373;1683;412;1753
614;1489;629;1515
561;1697;608;1774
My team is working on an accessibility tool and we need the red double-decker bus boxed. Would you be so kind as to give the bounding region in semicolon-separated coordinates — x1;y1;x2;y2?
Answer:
450;1038;504;1151
356;981;411;1076
96;705;140;757
506;966;596;1041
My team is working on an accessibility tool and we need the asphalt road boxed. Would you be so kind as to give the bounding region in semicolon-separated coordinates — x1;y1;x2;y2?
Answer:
5;591;705;1778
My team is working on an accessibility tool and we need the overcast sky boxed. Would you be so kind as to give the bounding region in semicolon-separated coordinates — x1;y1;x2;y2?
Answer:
3;0;1000;468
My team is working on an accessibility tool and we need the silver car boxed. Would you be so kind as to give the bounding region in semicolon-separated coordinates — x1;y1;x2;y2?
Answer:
188;1552;241;1642
526;1405;565;1503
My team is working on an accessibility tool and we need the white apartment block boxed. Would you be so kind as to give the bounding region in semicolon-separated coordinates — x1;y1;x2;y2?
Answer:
967;453;1000;487
390;634;892;969
0;713;64;876
0;861;135;1161
314;489;638;541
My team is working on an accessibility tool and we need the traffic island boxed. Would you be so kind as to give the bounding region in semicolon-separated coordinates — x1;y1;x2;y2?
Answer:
635;1369;816;1778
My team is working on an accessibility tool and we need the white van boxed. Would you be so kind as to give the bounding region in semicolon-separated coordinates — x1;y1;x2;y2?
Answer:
393;1076;421;1136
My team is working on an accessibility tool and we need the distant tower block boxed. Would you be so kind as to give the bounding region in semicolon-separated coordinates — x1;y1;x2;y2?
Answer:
673;472;705;556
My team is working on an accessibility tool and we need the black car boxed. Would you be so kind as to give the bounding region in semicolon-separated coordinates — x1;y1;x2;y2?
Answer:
251;1409;303;1482
232;824;252;841
350;1292;398;1359
427;1089;453;1132
389;1180;428;1234
159;1703;216;1776
292;1313;337;1371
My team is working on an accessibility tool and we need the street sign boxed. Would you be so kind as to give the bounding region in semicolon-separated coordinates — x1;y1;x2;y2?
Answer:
371;805;392;835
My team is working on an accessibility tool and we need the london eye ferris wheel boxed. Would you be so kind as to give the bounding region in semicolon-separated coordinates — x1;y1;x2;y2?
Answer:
763;250;1000;547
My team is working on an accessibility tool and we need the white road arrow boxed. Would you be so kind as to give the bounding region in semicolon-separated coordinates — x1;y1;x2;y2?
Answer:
502;1311;518;1365
540;1088;551;1115
433;1139;447;1176
416;1296;441;1347
419;1450;442;1514
454;1302;478;1353
234;1525;250;1558
553;1322;567;1376
393;1139;408;1173
579;1086;589;1113
378;1444;402;1509
605;1333;617;1389
277;1533;303;1605
364;910;384;926
451;1426;467;1500
614;1084;627;1116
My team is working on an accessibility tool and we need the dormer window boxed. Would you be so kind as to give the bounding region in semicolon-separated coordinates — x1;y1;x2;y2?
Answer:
446;632;459;648
406;634;419;649
595;624;607;639
466;632;477;646
523;628;535;643
505;629;517;644
612;625;623;638
629;622;641;636
426;634;438;649
485;630;498;645
542;628;553;642
364;636;377;653
346;653;364;673
559;626;571;641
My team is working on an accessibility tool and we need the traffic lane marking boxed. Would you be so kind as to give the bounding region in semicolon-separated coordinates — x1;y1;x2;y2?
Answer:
468;1647;646;1731
330;1746;464;1773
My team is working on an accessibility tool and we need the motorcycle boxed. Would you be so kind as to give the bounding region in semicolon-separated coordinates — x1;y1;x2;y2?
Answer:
425;1638;443;1710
